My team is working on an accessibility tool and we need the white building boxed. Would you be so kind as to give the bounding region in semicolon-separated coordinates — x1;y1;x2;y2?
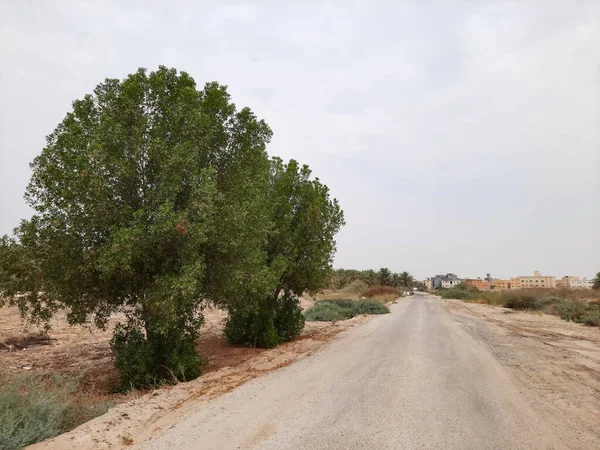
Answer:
569;278;593;289
441;279;463;288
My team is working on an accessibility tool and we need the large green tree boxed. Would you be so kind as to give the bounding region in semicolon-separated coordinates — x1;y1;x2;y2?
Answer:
224;158;345;347
0;67;274;387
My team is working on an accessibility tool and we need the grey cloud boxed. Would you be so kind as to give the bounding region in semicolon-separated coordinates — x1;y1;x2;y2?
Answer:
1;0;598;280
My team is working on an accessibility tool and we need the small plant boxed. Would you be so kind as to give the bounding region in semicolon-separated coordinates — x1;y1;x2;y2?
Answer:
121;434;134;446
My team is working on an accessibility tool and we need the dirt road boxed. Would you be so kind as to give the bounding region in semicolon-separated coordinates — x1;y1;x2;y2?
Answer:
139;294;595;450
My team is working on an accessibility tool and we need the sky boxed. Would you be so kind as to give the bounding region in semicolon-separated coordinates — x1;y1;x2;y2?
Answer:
0;1;599;280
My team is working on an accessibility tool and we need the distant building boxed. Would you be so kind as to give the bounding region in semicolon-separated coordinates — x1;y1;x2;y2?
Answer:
423;279;432;290
570;278;593;289
556;276;579;288
519;271;556;289
492;279;511;290
441;279;463;289
429;273;460;290
510;277;521;289
465;278;491;290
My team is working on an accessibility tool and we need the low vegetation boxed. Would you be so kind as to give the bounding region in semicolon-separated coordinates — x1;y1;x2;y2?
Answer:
361;285;401;303
0;373;116;450
304;299;390;322
439;285;600;328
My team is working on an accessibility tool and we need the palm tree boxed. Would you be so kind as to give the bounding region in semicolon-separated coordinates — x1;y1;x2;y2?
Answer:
391;273;401;288
364;269;377;287
593;272;600;290
398;271;415;288
378;267;392;286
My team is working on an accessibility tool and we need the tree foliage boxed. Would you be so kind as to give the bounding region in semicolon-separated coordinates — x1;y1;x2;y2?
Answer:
326;268;415;290
224;158;345;347
378;268;391;286
398;271;415;288
0;67;312;387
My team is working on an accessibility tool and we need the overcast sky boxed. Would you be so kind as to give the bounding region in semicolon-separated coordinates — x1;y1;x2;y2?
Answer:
1;1;598;280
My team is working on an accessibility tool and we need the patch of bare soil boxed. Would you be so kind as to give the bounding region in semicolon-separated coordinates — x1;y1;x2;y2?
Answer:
447;300;600;448
29;317;369;449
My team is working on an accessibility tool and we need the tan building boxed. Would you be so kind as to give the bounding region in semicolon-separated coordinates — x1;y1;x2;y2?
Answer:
465;278;491;290
519;271;556;289
423;279;432;290
556;276;579;288
510;277;521;289
570;278;593;289
492;278;511;290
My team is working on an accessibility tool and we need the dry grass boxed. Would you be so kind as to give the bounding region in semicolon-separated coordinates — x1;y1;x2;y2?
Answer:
121;434;134;446
361;285;400;298
518;287;600;301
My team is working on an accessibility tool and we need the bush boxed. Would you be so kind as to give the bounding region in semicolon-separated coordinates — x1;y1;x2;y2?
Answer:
224;304;280;348
273;292;305;342
502;294;538;310
111;320;204;390
0;374;115;449
439;288;477;300
556;300;588;322
580;310;600;327
303;302;351;321
361;285;399;298
304;299;390;321
224;292;305;348
354;299;390;315
533;296;561;310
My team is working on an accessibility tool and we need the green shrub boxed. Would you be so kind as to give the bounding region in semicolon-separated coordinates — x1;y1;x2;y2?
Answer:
533;296;561;310
304;299;389;322
354;299;390;315
503;294;538;310
556;300;588;322
225;292;305;348
224;304;280;348
439;288;476;300
580;310;600;327
0;374;115;450
273;292;305;342
111;320;204;390
303;302;350;321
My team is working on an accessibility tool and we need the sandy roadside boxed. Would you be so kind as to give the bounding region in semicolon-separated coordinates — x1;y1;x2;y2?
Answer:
20;304;373;449
446;299;600;447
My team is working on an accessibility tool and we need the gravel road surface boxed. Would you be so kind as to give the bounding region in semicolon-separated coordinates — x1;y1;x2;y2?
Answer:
140;294;566;449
